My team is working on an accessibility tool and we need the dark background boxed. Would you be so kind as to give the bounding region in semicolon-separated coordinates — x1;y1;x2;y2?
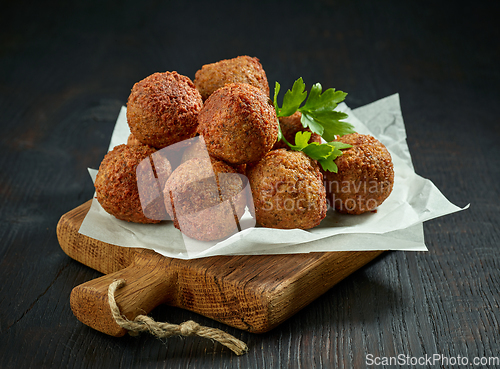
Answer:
1;0;499;368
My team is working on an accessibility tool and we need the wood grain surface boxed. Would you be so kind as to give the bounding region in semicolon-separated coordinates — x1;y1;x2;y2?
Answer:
1;0;499;368
58;200;382;336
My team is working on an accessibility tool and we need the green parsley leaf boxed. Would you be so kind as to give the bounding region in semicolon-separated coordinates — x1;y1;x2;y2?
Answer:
290;131;312;151
307;111;354;141
300;112;325;136
273;82;281;115
286;132;352;173
274;78;308;117
299;83;355;139
318;157;338;173
302;143;335;161
301;83;347;112
281;78;307;116
330;141;353;150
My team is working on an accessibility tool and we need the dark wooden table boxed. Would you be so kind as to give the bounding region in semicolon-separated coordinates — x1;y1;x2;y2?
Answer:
1;0;499;368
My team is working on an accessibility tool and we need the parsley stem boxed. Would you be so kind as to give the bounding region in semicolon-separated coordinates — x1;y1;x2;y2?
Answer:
277;122;293;149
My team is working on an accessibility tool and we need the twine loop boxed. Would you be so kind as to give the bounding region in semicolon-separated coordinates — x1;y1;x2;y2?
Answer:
107;279;248;355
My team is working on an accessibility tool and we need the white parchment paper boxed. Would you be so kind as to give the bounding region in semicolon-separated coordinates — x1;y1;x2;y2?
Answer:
79;94;468;259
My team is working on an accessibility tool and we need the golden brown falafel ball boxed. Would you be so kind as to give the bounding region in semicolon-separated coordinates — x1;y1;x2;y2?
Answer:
164;157;247;241
126;71;203;149
194;55;269;101
247;149;327;229
323;133;394;215
197;83;279;165
273;111;322;150
95;144;162;223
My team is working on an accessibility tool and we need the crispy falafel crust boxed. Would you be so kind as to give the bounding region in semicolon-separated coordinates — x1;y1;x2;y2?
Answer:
95;144;161;224
247;149;327;229
163;157;246;241
323;133;394;215
194;55;269;100
272;111;322;150
197;83;278;165
126;71;203;149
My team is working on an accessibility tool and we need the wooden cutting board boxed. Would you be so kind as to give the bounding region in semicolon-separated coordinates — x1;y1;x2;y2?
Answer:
57;200;384;336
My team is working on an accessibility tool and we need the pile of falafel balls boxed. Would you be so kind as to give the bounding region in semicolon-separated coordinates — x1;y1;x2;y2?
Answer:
94;55;395;242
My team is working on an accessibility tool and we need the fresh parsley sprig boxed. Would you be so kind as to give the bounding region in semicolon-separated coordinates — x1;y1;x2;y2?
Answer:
274;78;355;172
281;131;352;173
274;77;355;141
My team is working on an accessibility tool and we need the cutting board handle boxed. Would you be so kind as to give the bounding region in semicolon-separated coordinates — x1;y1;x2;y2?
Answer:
70;249;176;337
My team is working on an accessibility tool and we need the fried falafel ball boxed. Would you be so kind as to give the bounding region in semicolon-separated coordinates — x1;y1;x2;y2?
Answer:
126;71;203;149
247;149;327;229
197;83;278;165
272;111;322;150
194;55;269;101
164;157;247;241
95;144;166;223
323;133;394;215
